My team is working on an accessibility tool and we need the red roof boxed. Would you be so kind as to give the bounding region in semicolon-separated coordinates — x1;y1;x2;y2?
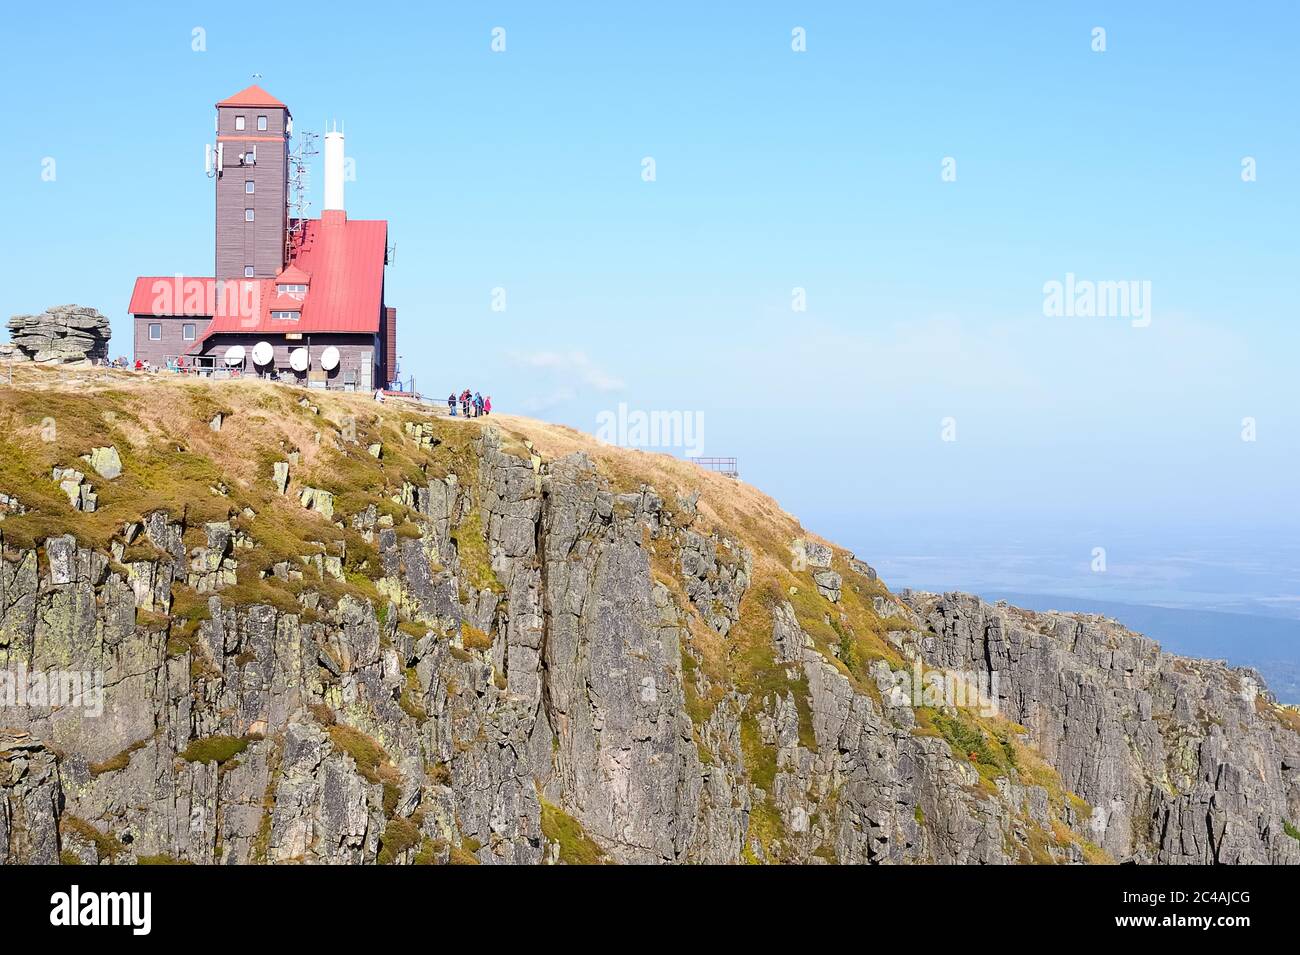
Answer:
128;276;258;319
216;84;286;109
267;216;388;335
130;218;387;350
268;293;304;311
275;264;311;285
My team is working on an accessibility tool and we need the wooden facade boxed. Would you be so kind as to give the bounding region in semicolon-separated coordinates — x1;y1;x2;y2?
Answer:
215;103;289;279
196;332;379;390
133;315;213;367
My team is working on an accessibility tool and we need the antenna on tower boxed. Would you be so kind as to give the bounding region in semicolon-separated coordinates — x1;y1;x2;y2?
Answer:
285;128;320;262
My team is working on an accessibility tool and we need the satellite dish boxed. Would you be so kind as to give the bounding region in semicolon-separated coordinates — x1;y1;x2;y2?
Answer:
251;341;274;366
223;345;245;366
289;347;309;373
320;346;340;371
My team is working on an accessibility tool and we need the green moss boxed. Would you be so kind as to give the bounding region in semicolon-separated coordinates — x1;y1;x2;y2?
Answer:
448;835;483;865
449;843;481;865
920;708;1017;788
740;712;776;791
398;667;428;722
60;815;124;861
451;509;502;596
744;799;785;864
180;734;250;765
326;723;398;787
377;816;421;864
397;620;430;640
459;620;493;651
539;797;608;865
413;837;442;865
1285;820;1300;842
137;854;192;865
88;734;153;776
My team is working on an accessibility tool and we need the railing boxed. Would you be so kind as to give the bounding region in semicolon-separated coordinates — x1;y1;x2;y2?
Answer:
694;457;739;478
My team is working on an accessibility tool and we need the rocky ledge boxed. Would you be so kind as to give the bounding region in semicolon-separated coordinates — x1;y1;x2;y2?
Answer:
4;305;110;364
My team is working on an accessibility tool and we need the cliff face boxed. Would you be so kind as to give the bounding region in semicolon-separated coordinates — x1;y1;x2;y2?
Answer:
0;370;1297;865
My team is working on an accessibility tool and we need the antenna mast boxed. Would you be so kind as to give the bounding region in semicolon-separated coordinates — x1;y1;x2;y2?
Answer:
285;129;319;263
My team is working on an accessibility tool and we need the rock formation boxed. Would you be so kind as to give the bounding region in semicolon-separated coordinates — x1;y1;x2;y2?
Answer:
4;305;110;364
0;377;1296;865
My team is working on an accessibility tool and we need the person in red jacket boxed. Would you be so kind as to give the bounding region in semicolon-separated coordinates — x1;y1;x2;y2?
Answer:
483;396;492;415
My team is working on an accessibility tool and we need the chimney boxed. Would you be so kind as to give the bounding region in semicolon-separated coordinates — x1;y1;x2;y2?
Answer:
324;125;345;217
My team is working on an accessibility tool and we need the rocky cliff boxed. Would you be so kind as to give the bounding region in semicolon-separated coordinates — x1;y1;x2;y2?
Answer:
1;368;1297;865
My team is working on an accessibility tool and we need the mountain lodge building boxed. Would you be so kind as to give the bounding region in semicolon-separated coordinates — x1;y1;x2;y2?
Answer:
128;84;397;390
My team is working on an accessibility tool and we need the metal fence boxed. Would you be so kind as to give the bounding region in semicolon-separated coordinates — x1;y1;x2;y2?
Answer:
694;457;739;478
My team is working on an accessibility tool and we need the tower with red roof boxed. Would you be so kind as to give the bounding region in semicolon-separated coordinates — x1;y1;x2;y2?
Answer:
214;84;291;279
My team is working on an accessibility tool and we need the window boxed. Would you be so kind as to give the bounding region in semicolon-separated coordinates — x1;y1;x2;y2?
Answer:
148;324;161;341
257;115;267;131
182;324;196;341
271;310;300;321
234;115;246;130
245;209;255;221
277;284;308;295
244;266;255;277
245;180;255;194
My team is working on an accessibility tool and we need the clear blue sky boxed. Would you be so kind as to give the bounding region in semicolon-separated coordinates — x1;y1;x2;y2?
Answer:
3;2;1298;614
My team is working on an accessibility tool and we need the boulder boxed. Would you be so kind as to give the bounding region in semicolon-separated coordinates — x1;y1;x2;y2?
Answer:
792;537;832;570
83;445;122;480
6;305;111;364
813;569;842;602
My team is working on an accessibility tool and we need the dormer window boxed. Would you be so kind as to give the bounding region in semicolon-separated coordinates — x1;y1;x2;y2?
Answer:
235;115;246;130
277;284;308;296
271;310;300;321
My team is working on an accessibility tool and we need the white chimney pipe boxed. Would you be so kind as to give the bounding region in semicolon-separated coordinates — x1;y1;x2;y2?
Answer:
324;127;345;212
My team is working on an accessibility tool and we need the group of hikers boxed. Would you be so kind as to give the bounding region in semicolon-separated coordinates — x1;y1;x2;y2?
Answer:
125;356;203;373
450;389;490;417
100;355;215;374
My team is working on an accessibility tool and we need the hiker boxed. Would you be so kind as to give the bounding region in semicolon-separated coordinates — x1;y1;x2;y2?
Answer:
461;389;471;417
448;392;457;416
474;392;484;417
483;395;492;416
134;358;143;371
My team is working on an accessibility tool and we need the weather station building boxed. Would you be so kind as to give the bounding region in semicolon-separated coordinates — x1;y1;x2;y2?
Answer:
128;84;398;390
